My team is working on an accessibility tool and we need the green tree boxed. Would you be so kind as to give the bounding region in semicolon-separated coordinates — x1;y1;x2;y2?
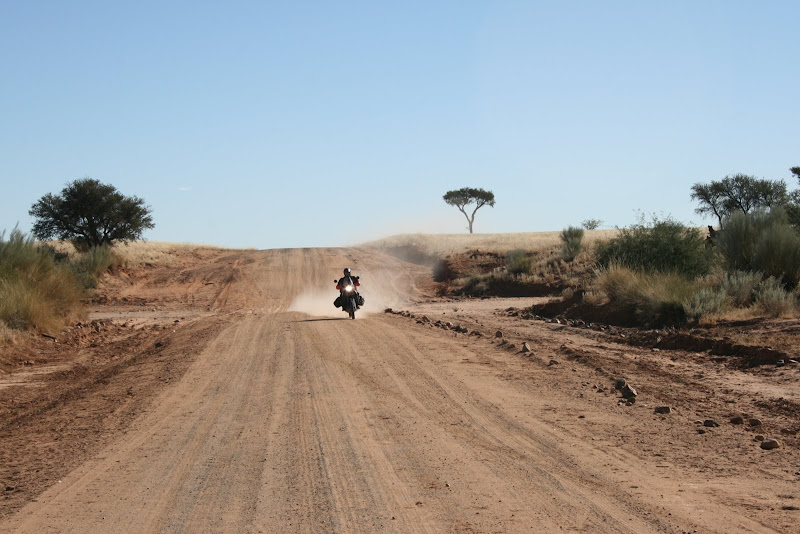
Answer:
442;187;495;233
691;174;788;228
30;178;154;250
787;166;800;227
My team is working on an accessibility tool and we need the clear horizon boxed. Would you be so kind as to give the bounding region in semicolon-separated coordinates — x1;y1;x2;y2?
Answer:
2;1;798;249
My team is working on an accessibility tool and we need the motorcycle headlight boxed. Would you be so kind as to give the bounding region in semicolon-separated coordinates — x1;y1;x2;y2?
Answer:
345;285;354;292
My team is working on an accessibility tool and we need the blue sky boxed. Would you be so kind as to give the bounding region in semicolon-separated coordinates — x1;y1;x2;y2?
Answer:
1;1;798;249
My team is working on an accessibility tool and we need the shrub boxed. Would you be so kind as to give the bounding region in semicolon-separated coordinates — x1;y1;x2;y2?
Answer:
755;277;796;317
683;287;726;322
595;215;711;278
581;219;603;230
506;249;533;275
717;208;800;289
459;273;489;296
720;270;763;307
560;226;584;262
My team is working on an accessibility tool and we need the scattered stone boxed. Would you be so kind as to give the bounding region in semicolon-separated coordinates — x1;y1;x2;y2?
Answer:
521;342;531;353
506;344;516;351
5;486;15;491
654;406;672;414
788;359;798;364
548;359;560;366
730;416;745;425
421;315;430;323
760;439;781;450
754;434;765;441
614;378;627;390
384;308;393;313
445;322;454;328
697;429;706;434
495;330;503;338
780;428;792;435
652;348;660;352
155;341;164;348
776;359;785;367
621;384;638;399
703;419;720;428
749;418;762;427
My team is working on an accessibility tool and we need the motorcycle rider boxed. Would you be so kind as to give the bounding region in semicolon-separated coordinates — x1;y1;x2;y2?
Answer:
334;268;363;308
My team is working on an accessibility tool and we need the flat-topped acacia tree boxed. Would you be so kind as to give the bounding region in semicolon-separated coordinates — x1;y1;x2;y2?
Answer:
30;178;154;250
443;187;496;234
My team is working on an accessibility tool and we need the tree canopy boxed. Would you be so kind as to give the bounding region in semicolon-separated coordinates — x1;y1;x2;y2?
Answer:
690;174;788;227
29;178;154;250
442;187;495;234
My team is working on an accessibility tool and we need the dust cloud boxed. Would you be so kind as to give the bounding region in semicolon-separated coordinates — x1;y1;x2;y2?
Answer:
288;268;412;318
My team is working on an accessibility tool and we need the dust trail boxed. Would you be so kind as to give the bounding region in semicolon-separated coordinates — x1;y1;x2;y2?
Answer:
288;268;412;318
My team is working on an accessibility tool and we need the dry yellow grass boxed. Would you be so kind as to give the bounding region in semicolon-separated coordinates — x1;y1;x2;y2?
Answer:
48;241;225;267
362;230;620;257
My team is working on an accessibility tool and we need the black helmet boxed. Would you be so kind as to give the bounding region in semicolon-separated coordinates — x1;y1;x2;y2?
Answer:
343;268;351;276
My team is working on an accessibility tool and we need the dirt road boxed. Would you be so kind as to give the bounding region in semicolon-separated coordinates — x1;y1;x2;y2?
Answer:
2;248;798;532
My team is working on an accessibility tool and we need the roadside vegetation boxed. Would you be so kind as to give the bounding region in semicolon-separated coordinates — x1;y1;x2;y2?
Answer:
1;178;156;343
0;228;126;341
368;166;800;328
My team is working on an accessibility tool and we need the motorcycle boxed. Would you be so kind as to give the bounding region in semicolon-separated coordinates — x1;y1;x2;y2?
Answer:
334;277;364;319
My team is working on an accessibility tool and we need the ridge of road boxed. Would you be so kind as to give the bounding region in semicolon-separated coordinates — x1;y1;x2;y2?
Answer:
2;248;795;533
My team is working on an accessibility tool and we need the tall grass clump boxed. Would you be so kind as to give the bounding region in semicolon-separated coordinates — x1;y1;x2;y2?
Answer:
593;263;695;326
506;249;533;275
0;228;83;333
560;226;584;262
717;208;800;289
71;245;123;288
595;215;711;278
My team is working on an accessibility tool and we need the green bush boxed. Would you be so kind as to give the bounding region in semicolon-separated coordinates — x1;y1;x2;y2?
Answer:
720;270;763;307
459;273;489;296
755;276;796;317
595;215;711;278
717;209;800;289
506;249;533;275
560;226;584;262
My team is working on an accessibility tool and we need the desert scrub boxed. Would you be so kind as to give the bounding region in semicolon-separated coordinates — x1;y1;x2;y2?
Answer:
560;226;584;262
717;208;800;289
595;215;711;278
720;270;763;307
683;287;726;322
0;228;84;333
755;277;796;317
506;249;533;275
593;263;696;326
